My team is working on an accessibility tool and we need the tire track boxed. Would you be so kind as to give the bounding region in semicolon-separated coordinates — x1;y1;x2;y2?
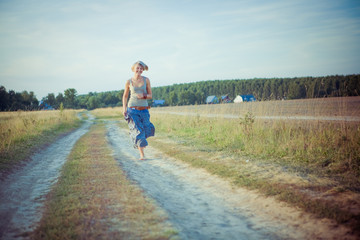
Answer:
0;117;93;240
106;121;278;240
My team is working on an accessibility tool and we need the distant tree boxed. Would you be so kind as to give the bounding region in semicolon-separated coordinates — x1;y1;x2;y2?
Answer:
118;89;124;106
55;93;65;109
166;91;177;106
21;91;38;110
288;80;306;99
64;88;77;109
0;86;9;110
9;91;23;110
86;96;100;110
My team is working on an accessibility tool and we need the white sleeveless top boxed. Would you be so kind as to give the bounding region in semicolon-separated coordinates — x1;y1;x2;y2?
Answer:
127;76;148;107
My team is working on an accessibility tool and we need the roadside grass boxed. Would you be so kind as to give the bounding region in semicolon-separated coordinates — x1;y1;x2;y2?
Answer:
91;106;122;119
0;110;82;174
88;97;360;234
150;105;360;188
148;136;360;233
147;98;360;233
32;123;178;240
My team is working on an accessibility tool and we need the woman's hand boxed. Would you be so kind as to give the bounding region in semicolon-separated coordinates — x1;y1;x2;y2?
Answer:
137;93;147;99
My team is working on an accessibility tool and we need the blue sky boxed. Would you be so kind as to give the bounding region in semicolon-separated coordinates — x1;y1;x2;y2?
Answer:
1;0;359;99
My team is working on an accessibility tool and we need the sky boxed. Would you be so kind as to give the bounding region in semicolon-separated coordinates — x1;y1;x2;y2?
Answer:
0;0;359;100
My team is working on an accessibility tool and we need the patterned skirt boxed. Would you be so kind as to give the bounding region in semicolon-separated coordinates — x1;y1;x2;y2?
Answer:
124;108;155;149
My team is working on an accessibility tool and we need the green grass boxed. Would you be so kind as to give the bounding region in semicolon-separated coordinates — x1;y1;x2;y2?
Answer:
148;136;360;234
79;104;360;234
150;113;360;188
147;111;360;234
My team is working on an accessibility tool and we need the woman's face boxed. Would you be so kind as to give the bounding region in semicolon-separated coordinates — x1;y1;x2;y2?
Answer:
135;64;144;75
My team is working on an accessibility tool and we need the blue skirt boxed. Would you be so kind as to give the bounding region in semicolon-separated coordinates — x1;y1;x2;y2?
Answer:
124;108;155;148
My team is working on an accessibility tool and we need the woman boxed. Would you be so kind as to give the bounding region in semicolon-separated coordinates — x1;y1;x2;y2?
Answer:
122;61;155;160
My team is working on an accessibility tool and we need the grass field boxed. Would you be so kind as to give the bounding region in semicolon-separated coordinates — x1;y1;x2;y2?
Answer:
150;96;360;183
2;97;359;235
147;96;360;233
0;109;82;173
152;96;360;118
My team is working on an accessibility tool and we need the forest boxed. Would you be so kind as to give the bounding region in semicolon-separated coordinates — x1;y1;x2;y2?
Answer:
1;74;359;111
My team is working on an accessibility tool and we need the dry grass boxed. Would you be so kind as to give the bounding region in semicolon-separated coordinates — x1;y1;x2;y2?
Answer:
91;107;122;119
60;97;360;234
152;96;360;118
150;97;360;184
146;97;360;234
0;110;81;173
32;123;178;239
0;110;80;152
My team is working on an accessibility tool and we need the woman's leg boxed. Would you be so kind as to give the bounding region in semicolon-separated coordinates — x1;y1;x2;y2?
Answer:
127;109;154;160
138;146;145;160
127;109;147;148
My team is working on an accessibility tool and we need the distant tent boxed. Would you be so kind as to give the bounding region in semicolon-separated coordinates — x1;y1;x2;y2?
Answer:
39;100;54;110
152;99;165;107
220;94;231;103
234;95;256;103
206;95;219;104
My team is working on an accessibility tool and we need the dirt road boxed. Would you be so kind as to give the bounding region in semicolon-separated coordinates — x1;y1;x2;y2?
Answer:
0;116;357;239
0;116;93;240
106;121;355;240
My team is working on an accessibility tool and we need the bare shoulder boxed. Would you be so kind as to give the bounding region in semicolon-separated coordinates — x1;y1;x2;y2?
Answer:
125;79;131;86
144;77;151;84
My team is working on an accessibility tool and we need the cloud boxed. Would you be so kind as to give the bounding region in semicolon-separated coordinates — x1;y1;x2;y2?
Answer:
0;0;359;99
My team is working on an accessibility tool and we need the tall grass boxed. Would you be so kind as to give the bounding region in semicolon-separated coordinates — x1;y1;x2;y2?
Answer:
91;107;122;119
0;110;79;152
150;97;360;187
0;110;81;171
155;96;360;119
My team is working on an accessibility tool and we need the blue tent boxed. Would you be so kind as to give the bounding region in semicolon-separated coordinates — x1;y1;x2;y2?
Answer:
39;100;54;110
152;99;165;107
206;95;219;104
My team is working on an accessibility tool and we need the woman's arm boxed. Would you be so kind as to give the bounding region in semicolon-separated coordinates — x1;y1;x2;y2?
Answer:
122;80;130;115
145;78;152;99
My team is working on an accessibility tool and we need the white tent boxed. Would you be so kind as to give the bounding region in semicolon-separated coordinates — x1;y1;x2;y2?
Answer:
234;95;256;103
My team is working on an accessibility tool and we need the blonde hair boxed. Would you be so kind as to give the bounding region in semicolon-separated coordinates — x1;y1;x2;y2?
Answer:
131;61;148;72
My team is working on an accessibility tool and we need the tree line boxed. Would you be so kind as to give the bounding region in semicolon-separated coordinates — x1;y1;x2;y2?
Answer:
1;74;359;111
151;74;360;106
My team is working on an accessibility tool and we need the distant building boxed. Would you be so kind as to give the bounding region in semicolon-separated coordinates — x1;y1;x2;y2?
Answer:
152;99;165;107
39;100;54;110
206;95;219;104
234;95;256;103
220;94;231;103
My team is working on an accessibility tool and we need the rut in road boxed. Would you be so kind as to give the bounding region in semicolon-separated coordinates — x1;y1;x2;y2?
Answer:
0;117;93;240
107;121;280;240
107;120;357;240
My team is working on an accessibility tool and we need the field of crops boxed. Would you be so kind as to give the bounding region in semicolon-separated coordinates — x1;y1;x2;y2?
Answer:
151;96;360;120
150;96;360;187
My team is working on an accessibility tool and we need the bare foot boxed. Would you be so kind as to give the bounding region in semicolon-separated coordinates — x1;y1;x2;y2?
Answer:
138;146;145;160
139;157;146;160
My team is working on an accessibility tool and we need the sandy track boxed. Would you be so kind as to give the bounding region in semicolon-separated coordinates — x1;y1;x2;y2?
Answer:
0;117;93;240
106;121;356;240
